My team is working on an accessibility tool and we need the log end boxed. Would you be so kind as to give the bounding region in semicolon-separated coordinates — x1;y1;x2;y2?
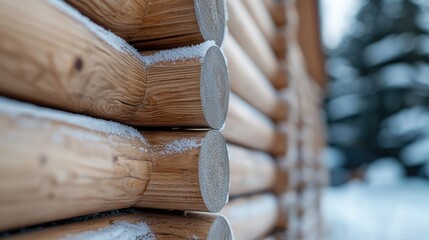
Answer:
201;46;229;129
273;99;288;122
272;130;288;156
207;215;233;240
194;0;226;46
199;130;229;213
272;64;289;89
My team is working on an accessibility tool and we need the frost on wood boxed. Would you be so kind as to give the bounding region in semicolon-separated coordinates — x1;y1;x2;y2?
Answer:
48;0;217;67
48;0;142;57
163;138;202;155
0;97;146;143
63;221;154;240
142;41;216;66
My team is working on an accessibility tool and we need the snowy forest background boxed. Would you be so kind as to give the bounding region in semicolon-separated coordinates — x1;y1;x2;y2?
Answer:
321;0;429;185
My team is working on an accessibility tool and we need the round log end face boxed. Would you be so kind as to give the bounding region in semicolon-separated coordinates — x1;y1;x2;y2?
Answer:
194;0;226;46
273;99;288;122
273;65;289;89
207;215;233;240
201;46;229;129
199;130;229;213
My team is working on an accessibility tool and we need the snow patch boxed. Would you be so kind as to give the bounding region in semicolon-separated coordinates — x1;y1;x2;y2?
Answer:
162;138;201;155
49;0;216;67
63;221;154;240
142;41;215;66
49;0;140;56
0;97;146;143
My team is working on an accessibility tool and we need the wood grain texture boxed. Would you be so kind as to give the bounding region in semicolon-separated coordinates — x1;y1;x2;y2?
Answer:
66;0;226;49
0;101;152;231
0;98;229;230
135;46;229;129
224;35;287;121
224;94;286;156
0;0;228;129
228;144;276;196
220;193;279;240
136;130;229;213
227;0;287;89
7;211;233;240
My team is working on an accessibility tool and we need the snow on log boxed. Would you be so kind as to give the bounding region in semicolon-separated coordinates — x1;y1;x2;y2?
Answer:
0;0;229;129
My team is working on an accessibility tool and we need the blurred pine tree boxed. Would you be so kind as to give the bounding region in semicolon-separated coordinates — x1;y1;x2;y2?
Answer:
324;0;429;184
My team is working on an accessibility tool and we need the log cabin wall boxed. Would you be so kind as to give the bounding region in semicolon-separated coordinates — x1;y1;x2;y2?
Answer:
0;0;327;239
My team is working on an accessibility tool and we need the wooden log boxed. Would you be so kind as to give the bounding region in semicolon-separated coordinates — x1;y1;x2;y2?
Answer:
264;0;287;27
135;130;229;213
262;232;287;240
0;98;229;230
0;97;151;231
0;0;229;129
241;0;286;58
66;0;226;49
273;162;291;194
276;191;298;230
7;211;233;240
223;94;286;156
224;35;287;121
220;194;279;240
296;0;327;88
228;144;276;196
227;0;287;89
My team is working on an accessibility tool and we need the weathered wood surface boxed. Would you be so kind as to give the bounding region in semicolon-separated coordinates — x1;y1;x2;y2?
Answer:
7;211;233;240
227;0;287;89
220;194;279;240
67;0;226;49
0;98;229;230
0;0;228;129
224;35;287;121
228;144;276;196
224;94;286;156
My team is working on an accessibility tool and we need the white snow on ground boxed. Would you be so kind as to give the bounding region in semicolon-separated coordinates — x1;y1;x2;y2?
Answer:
322;179;429;240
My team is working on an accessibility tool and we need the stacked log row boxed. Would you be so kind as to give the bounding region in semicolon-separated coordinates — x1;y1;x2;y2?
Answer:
0;0;327;239
0;0;233;238
220;0;327;239
285;1;328;239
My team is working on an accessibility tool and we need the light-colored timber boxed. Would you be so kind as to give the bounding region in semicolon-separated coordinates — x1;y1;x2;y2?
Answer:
0;0;229;129
136;130;229;213
228;144;276;196
224;35;287;121
0;98;229;230
264;0;287;27
241;0;286;58
227;0;287;89
277;191;297;230
220;194;279;240
224;94;286;156
0;98;151;231
67;0;226;49
7;211;233;240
